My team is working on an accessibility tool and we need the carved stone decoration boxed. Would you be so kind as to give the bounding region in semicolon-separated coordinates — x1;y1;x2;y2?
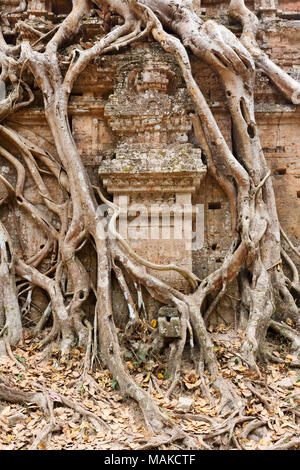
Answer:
104;43;194;148
257;0;277;18
99;43;207;291
158;306;181;338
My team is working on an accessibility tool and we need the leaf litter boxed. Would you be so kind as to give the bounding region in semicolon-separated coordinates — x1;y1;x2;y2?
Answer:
0;325;299;450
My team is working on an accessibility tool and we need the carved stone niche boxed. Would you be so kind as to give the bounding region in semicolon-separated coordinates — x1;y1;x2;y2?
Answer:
99;43;207;292
158;306;181;339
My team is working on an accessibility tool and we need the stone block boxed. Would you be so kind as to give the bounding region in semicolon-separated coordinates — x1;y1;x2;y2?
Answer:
158;306;181;338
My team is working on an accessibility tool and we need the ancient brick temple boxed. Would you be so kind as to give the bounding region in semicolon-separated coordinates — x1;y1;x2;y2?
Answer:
1;0;300;323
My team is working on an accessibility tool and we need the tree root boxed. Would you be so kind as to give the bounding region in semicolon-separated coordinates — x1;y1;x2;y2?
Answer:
0;372;109;448
29;392;61;450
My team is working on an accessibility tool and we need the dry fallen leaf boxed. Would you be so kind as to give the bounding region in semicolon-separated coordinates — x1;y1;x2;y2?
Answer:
285;355;295;362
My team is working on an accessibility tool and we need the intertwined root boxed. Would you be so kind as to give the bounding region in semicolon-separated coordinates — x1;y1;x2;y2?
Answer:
0;372;109;450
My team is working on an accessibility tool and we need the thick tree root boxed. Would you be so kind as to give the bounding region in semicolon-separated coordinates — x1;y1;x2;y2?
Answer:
0;0;299;449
